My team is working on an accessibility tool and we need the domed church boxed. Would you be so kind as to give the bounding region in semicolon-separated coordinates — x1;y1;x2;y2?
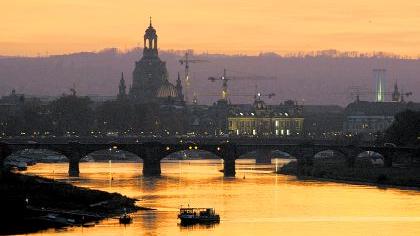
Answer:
127;18;184;105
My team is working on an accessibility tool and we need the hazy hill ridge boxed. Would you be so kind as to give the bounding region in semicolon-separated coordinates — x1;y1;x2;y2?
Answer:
0;48;419;105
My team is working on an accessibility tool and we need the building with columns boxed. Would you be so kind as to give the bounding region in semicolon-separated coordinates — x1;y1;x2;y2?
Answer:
228;98;304;136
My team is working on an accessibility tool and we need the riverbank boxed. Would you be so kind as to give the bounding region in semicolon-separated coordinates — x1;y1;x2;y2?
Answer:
278;161;420;189
0;171;147;235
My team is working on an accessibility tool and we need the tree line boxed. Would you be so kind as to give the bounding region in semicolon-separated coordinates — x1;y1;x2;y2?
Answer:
0;95;187;137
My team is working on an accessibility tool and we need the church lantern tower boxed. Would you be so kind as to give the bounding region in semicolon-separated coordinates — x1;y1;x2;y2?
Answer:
130;18;170;103
176;72;184;101
143;17;158;57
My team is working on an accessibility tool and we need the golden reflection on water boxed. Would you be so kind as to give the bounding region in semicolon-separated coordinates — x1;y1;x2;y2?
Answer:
23;160;420;236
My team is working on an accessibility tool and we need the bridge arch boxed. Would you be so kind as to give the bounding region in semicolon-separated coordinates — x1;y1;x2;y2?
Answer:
235;144;322;166
355;151;385;168
237;149;295;165
84;147;142;162
312;149;347;168
160;148;223;176
3;148;69;172
162;149;221;160
0;142;131;177
158;142;231;176
160;142;237;177
0;142;80;176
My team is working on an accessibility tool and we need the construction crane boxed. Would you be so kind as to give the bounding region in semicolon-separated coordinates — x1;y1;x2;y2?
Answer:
402;91;413;101
255;92;276;100
208;69;276;101
349;86;412;102
179;49;208;103
253;84;275;101
193;92;276;106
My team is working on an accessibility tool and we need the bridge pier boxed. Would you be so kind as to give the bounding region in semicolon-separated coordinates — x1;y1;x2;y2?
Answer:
0;143;8;169
0;143;11;179
255;148;272;164
68;159;80;177
65;142;86;177
383;151;394;168
140;142;165;177
300;146;315;166
223;158;235;177
343;147;359;168
222;144;236;177
143;158;161;176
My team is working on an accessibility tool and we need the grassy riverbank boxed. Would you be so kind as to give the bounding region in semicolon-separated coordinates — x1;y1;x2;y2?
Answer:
0;172;144;235
278;161;420;189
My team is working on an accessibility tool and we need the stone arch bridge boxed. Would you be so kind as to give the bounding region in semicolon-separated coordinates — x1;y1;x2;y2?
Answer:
0;141;418;177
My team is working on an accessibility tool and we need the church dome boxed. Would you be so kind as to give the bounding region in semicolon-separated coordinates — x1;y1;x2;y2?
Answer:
157;82;177;98
145;25;156;36
145;18;157;37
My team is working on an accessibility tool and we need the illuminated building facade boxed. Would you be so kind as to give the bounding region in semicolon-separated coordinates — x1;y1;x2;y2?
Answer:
228;99;304;136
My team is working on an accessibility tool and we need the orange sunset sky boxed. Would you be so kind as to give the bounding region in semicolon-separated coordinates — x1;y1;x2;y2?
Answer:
1;0;420;57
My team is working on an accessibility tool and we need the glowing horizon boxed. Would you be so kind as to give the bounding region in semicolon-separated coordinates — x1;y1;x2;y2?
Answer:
1;0;420;57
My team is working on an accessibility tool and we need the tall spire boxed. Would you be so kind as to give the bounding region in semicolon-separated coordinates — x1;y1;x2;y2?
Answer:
392;80;401;102
176;72;181;84
118;72;127;100
176;72;184;101
149;16;152;27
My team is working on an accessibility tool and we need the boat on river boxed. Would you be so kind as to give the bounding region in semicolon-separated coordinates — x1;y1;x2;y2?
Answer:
119;213;133;224
178;208;220;225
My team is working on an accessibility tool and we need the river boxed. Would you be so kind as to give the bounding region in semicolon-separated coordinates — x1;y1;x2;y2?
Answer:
23;160;420;236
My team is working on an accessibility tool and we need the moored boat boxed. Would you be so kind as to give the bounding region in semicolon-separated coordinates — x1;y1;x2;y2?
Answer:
178;208;220;225
119;213;132;224
16;162;28;171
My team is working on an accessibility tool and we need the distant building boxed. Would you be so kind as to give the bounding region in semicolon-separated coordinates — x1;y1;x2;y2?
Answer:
0;90;48;136
0;90;25;135
302;105;345;138
0;89;25;116
343;100;420;136
228;98;304;136
187;104;216;135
